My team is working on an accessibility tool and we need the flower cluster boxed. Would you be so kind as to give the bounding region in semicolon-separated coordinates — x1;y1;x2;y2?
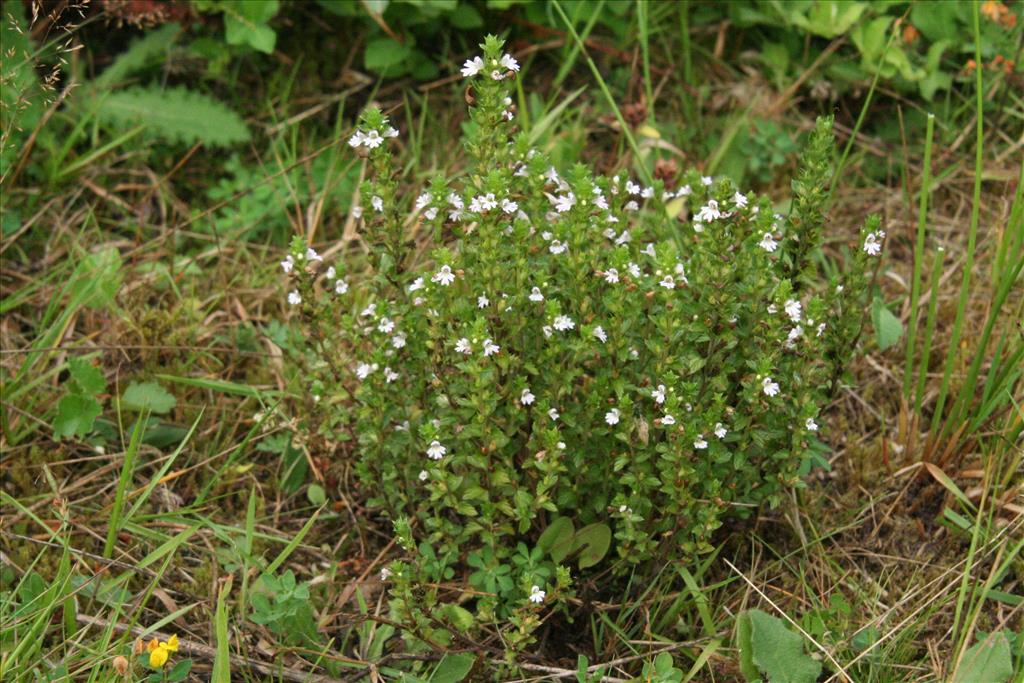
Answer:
281;36;880;609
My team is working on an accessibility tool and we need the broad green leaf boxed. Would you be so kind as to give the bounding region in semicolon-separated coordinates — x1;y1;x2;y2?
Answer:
571;523;611;569
795;1;868;38
121;381;177;414
53;394;102;439
538;517;575;563
438;604;475;633
951;631;1013;683
306;483;326;506
68;358;106;396
871;296;903;351
221;0;279;53
364;37;412;72
736;609;821;683
429;653;475;683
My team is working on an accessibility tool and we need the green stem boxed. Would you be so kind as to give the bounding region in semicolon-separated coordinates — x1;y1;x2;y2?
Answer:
903;113;935;400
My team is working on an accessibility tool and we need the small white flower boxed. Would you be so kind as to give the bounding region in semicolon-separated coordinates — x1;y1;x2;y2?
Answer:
482;338;500;356
500;53;520;72
784;299;802;322
863;231;883;256
432;265;456;286
627;262;641;278
363;130;383;149
625;180;641;195
661;414;676;425
424;207;439;220
701;175;713;186
281;255;295;273
714;423;728;439
603;268;620;284
542;325;553;338
529;286;544;302
549;240;567;255
325;266;337;279
605;408;620;425
733;191;748;208
287;290;302;305
595;194;609;210
501;198;518;214
361;303;377;317
541;231;553;241
694;436;709;449
615;230;631;245
787;326;803;344
641;186;654;199
677;184;692;196
643;243;656;257
759;232;779;253
455;337;472;354
555;193;576;213
490;69;504;80
652;384;666;404
696;199;722;222
371;195;384;212
624;200;639;211
762;377;780;397
557;441;566;450
356;362;375;380
659;275;676;290
553;315;575;332
548;408;559;421
521;388;535;405
335;279;348;294
461;56;484;78
593;326;607;343
377;317;395;334
426;440;446;460
383;126;399;138
348;131;365;148
408;277;425;293
352;205;363;219
415;193;432;210
418;470;429;481
816;322;826;337
306;248;323;262
528;585;546;604
380;567;392;581
767;303;778;315
806;418;819;431
391;333;406;349
384;367;399;383
478;294;490;308
469;192;498;213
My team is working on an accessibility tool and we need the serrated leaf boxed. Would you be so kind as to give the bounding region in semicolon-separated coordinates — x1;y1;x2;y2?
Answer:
94;23;182;88
871;296;903;351
53;394;102;440
92;86;250;147
571;523;611;569
69;358;106;396
121;381;176;414
736;609;821;683
951;631;1013;683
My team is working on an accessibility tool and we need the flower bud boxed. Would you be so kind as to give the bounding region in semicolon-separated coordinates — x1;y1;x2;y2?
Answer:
112;655;129;675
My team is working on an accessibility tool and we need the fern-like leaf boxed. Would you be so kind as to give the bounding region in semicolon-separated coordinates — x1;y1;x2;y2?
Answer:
93;23;182;89
92;86;250;147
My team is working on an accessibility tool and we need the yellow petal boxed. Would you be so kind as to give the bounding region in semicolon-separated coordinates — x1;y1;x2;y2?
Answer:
165;634;179;652
149;645;168;668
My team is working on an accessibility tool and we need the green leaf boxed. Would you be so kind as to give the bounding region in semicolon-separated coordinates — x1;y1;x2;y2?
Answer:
429;653;475;683
166;658;192;682
212;577;232;683
92;86;250;147
793;0;868;38
94;23;182;88
438;604;475;633
53;394;102;440
538;517;575;563
68;358;106;396
364;37;412;73
951;631;1013;683
736;609;822;683
871;296;903;351
121;381;177;414
307;483;326;506
571;523;611;569
221;0;279;53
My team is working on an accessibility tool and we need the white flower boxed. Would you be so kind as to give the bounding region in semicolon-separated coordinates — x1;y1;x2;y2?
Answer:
490;69;504;80
371;195;384;212
603;268;620;284
816;322;827;337
541;231;553;241
418;470;429;481
383;126;399;138
501;198;518;214
461;56;484;78
553;315;575;332
625;180;641;195
542;325;553;338
469;192;498;213
305;248;322;262
659;275;676;289
661;414;676;425
426;440;446;460
335;279;349;294
281;255;295;273
424;207;438;220
605;408;620;425
352;206;363;219
500;53;520;72
391;333;406;349
549;240;567;255
529;286;544;302
384;367;399;383
356;362;375;380
787;326;803;344
325;266;337;279
652;384;666;404
784;299;802;322
478;294;490;308
408;277;424;293
548;408;559;421
528;585;546;604
380;567;392;581
361;130;382;149
377;317;395;334
759;232;779;253
733;191;748;208
624;200;639;211
694;436;708;449
641;186;654;199
701;175;713;186
762;377;780;397
455;337;472;354
863;231;883;256
695;199;722;222
415;193;432;210
432;265;456;286
627;262;641;278
593;326;607;343
678;184;692;196
555;193;576;213
557;441;566;450
693;221;705;233
806;418;819;431
348;131;365;148
714;423;728;439
521;388;535;405
361;303;377;317
767;303;778;315
482;338;500;356
615;230;631;245
287;290;301;305
595;194;609;210
643;243;656;257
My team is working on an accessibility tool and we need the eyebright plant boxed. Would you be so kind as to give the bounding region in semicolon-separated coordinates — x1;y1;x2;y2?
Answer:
282;35;882;610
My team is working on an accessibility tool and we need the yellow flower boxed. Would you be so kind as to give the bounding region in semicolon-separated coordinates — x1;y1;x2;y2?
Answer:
149;644;169;668
165;634;179;653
